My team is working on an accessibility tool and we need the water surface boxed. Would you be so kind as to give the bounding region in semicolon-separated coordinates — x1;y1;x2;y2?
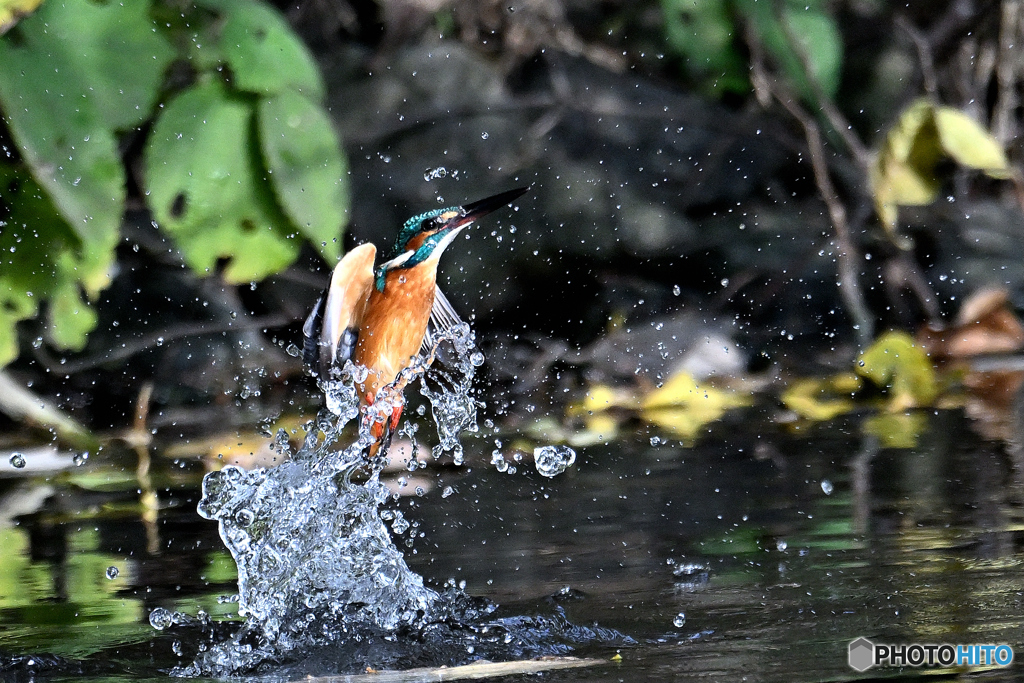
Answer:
2;409;1022;681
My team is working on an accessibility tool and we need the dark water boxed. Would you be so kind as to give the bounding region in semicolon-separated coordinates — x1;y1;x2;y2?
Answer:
2;409;1023;681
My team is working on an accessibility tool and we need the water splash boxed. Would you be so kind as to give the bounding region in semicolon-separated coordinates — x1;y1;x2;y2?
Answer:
534;445;577;478
178;325;481;675
175;323;625;677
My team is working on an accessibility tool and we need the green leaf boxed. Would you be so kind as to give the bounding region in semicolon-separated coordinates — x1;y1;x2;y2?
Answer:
258;91;347;262
0;0;174;246
197;0;324;98
661;0;746;91
857;331;938;410
781;6;842;99
738;0;843;101
145;81;299;283
0;165;115;362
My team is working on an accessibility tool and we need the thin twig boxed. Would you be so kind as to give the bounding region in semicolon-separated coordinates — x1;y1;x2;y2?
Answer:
31;312;296;375
747;26;874;347
896;15;940;98
778;12;871;171
0;370;99;449
993;0;1022;146
774;90;874;347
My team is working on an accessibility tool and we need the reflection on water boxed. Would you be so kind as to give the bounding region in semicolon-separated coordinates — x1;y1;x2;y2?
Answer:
2;409;1024;680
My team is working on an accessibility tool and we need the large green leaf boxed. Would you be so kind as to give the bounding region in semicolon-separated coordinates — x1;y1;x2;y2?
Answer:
197;0;324;99
738;0;843;101
0;165;114;360
258;91;347;262
661;0;747;93
0;0;174;246
145;81;299;283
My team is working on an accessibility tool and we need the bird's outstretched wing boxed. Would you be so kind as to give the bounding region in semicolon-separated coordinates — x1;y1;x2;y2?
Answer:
420;286;464;355
303;243;376;378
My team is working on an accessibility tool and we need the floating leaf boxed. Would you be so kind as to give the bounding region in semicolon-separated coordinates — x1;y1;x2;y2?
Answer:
862;412;926;449
258;91;348;263
145;81;299;283
640;370;751;440
197;0;323;98
781;373;862;422
857;331;937;410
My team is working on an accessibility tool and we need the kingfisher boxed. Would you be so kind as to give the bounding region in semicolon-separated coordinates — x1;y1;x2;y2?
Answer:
303;187;528;442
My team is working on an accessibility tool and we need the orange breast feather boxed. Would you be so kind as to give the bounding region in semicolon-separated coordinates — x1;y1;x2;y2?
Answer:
355;261;438;398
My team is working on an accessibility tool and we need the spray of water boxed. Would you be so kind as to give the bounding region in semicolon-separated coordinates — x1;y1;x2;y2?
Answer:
168;322;625;678
176;325;482;676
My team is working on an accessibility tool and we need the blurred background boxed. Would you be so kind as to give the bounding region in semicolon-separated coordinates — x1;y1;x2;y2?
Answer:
1;0;1024;449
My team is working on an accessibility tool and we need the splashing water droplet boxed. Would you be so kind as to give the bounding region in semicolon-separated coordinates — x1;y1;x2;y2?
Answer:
73;452;89;466
149;608;173;630
423;166;448;181
106;566;119;580
9;453;25;469
673;612;686;628
821;479;833;495
533;446;576;478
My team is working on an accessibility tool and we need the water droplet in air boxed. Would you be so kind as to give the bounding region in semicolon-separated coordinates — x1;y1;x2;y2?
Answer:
441;486;454;498
73;452;89;466
672;612;686;628
106;565;119;580
534;445;576;478
776;539;788;552
9;453;26;469
649;436;662;446
821;479;833;495
470;351;485;366
672;285;681;296
285;343;301;358
423;166;447;181
149;607;173;630
481;132;489;139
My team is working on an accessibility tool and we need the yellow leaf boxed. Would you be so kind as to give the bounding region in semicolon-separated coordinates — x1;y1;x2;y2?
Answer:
870;99;1010;229
0;0;43;34
934;107;1010;177
871;99;942;229
569;384;636;416
781;373;862;422
857;331;937;410
639;370;751;439
863;412;926;449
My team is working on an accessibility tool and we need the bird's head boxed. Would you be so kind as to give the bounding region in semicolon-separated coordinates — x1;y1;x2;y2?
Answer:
375;187;528;291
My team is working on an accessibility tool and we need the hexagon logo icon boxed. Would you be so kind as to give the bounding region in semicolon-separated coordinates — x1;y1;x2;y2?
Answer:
849;637;875;672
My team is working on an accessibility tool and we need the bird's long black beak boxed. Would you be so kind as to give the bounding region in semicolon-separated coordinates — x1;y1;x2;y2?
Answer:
446;187;529;230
